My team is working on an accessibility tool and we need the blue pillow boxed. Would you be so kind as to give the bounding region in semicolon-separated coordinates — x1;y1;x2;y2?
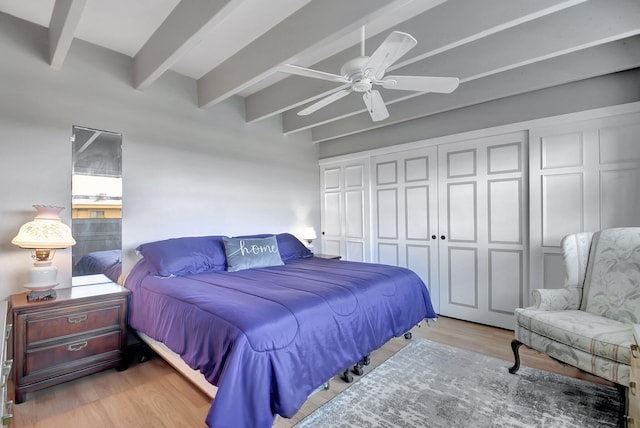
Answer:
223;236;284;272
137;236;227;277
275;233;313;261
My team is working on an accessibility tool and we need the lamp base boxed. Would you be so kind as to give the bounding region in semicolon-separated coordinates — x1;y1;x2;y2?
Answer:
27;289;57;302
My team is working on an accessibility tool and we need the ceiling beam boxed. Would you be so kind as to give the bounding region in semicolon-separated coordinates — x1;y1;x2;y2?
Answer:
310;36;640;143
245;0;587;123
133;0;242;90
196;0;428;108
48;0;86;70
318;68;640;158
283;0;640;134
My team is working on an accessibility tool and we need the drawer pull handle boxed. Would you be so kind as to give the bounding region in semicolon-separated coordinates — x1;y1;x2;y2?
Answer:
1;360;12;382
3;324;10;341
631;381;637;396
67;314;88;324
0;359;11;386
2;401;12;426
67;341;88;352
632;344;639;359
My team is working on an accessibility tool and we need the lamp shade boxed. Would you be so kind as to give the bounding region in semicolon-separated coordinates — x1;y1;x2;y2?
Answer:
12;205;76;249
302;227;317;241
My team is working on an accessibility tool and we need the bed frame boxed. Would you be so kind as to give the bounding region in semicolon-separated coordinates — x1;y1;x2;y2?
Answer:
137;331;334;407
137;332;218;399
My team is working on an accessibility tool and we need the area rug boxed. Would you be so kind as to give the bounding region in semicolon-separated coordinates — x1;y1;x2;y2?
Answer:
294;339;622;428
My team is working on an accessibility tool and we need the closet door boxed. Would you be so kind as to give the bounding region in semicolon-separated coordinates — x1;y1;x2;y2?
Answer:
529;112;640;296
372;147;439;311
437;132;527;329
320;160;370;261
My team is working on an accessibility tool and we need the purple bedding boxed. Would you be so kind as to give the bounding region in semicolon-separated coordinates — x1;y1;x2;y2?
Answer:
74;249;122;283
125;256;436;428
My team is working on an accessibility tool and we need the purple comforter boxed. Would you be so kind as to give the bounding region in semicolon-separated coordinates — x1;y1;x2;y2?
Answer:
125;256;436;428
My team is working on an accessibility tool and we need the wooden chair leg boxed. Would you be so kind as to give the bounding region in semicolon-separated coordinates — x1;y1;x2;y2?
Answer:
508;339;523;374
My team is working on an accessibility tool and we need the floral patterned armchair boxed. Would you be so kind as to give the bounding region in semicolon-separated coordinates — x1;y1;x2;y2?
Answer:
510;227;640;386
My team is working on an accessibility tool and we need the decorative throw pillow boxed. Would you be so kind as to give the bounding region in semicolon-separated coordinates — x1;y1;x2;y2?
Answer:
223;236;284;272
234;233;313;261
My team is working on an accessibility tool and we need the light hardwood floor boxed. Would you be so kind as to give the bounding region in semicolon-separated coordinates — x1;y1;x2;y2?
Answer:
11;317;613;427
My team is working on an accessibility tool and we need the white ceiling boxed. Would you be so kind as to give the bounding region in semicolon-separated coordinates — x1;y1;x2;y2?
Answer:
1;0;639;143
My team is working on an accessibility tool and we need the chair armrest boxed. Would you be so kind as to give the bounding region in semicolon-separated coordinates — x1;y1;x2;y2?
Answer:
531;288;581;311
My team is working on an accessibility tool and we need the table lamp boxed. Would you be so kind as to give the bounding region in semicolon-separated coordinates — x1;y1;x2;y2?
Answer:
302;227;317;250
11;205;76;301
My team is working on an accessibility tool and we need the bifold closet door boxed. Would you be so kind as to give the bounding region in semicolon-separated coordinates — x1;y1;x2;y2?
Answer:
437;132;527;329
372;147;439;311
320;160;370;261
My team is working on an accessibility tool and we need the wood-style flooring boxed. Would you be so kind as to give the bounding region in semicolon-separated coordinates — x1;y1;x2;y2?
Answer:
11;317;613;427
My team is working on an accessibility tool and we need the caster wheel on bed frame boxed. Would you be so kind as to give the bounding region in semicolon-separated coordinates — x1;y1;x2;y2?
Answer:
138;350;151;363
351;363;364;376
341;369;354;383
404;332;413;340
362;354;370;366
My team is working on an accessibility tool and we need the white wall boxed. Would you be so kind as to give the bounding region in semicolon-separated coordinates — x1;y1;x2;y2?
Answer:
0;14;319;300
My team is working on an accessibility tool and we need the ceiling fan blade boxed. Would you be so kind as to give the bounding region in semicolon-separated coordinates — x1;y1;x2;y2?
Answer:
298;88;352;116
363;31;417;80
381;76;460;93
281;64;350;83
362;90;389;122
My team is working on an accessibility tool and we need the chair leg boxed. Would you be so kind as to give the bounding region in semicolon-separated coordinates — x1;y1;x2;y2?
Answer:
508;339;523;374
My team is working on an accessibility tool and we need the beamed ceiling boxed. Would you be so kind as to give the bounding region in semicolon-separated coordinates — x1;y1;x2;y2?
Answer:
1;0;639;144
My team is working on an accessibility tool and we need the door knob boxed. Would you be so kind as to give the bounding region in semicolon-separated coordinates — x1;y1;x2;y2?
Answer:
440;235;446;240
431;235;436;240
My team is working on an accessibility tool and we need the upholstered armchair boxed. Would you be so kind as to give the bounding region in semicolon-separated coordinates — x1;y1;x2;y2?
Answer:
510;227;640;387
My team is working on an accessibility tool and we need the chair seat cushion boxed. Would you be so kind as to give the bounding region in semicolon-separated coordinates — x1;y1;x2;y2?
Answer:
515;308;633;365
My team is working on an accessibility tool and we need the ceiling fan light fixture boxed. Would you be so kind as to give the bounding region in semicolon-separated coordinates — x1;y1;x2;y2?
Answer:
283;30;459;122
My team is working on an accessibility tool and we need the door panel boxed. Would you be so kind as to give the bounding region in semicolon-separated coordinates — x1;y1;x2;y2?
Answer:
447;182;476;242
488;178;522;243
323;193;341;237
406;186;429;240
448;247;477;307
320;160;370;261
372;147;439;311
345;190;364;238
438;132;527;329
489;249;523;314
377;189;398;239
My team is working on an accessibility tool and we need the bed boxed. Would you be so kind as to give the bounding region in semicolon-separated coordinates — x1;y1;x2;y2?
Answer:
124;233;436;428
73;249;122;283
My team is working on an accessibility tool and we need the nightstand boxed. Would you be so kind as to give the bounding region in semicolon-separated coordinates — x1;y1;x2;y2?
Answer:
313;254;342;260
9;281;130;404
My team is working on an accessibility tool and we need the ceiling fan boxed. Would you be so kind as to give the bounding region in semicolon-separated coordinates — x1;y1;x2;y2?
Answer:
281;29;460;122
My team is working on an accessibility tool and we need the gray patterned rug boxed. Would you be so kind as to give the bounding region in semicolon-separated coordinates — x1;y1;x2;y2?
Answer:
294;339;622;427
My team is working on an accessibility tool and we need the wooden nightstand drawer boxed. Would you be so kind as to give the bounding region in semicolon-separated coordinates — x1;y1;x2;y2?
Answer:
25;330;121;375
24;304;122;345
